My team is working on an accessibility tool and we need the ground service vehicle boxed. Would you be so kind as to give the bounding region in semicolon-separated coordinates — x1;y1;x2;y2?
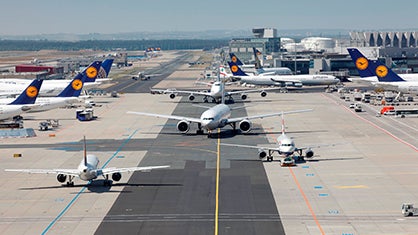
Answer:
402;203;418;216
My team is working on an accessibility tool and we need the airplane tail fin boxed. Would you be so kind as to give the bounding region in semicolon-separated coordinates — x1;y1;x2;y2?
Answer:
252;47;263;70
57;61;102;97
98;58;114;78
9;78;43;105
227;61;248;76
369;59;406;82
347;48;376;78
229;53;244;66
281;111;286;135
83;136;88;167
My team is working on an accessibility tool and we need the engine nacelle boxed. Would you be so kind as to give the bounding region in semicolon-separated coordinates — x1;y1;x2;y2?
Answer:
258;149;267;159
188;94;195;101
177;120;190;133
112;172;122;181
294;82;303;88
239;119;252;133
305;149;314;158
260;91;267;97
241;94;247;100
57;174;67;183
169;93;176;99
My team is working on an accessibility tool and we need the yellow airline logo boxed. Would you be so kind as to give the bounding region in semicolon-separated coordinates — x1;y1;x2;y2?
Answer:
71;79;83;90
86;66;98;79
376;65;388;78
355;57;368;70
26;86;38;98
231;56;237;63
231;65;239;73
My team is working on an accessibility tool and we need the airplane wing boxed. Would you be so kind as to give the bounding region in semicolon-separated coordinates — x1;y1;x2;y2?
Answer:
227;109;312;123
295;143;343;152
150;88;211;97
221;143;280;152
5;169;80;177
127;111;202;124
100;165;170;175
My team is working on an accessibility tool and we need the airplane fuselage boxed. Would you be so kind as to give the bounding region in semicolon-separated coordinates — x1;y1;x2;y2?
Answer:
200;104;231;131
0;105;26;120
276;134;296;156
77;154;100;181
237;74;339;86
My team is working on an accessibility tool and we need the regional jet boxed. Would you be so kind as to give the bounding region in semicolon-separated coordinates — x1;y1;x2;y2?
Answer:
5;136;170;186
221;112;337;163
0;78;43;120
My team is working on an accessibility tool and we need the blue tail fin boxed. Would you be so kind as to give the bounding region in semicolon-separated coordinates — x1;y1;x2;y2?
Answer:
369;59;405;82
98;58;113;78
229;53;244;66
227;61;248;76
57;61;102;97
9;78;43;105
347;48;376;77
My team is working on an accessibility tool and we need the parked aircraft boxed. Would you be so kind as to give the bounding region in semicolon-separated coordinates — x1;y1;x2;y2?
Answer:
5;136;170;186
0;78;43;120
0;58;113;96
221;112;336;162
128;93;311;137
0;61;102;112
229;52;293;75
347;48;418;94
228;61;340;87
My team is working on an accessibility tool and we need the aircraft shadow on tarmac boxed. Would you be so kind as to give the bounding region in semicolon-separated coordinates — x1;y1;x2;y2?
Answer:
18;179;183;194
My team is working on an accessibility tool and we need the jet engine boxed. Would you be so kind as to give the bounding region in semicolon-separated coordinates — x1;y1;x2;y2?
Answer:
239;119;252;133
260;91;267;97
258;149;267;159
305;149;314;158
188;94;195;101
57;174;67;183
177;120;190;133
241;94;247;100
112;172;122;181
294;82;303;88
169;93;176;99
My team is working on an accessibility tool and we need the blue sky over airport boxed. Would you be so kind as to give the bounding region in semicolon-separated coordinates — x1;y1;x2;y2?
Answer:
0;0;417;35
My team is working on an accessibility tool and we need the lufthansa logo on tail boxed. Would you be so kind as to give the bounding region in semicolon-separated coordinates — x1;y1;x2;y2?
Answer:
86;66;98;79
375;65;388;78
231;65;239;73
71;79;83;90
26;86;38;98
231;56;237;63
355;57;368;70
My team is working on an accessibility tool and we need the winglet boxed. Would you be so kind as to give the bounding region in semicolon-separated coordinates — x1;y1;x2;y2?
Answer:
83;136;87;167
9;78;43;105
227;61;248;76
57;61;102;97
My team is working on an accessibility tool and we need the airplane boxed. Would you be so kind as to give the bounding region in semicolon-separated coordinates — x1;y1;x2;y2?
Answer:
0;58;113;97
347;48;418;82
0;78;43;120
229;52;293;76
227;61;340;88
5;136;170;187
128;92;311;137
150;80;277;103
347;48;418;94
0;61;102;112
221;112;337;163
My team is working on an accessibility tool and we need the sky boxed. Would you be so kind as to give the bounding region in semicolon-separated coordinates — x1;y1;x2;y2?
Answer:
0;0;417;35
